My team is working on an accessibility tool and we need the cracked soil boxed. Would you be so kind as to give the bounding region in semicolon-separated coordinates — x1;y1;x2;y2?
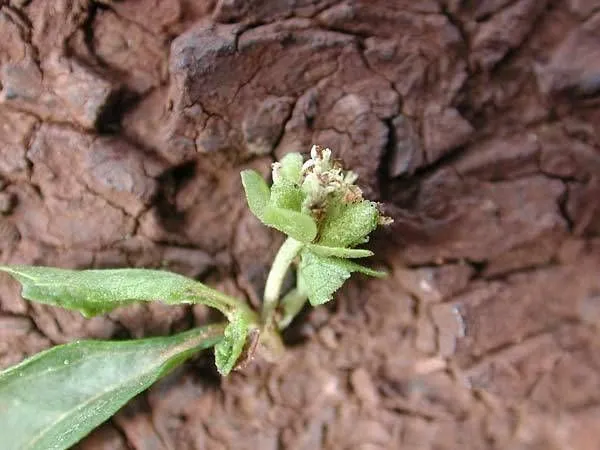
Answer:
1;0;600;449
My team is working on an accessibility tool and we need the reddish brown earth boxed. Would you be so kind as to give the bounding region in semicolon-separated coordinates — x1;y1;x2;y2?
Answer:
1;0;600;448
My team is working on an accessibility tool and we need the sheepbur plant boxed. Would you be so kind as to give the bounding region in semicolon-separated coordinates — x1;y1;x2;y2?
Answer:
0;146;391;450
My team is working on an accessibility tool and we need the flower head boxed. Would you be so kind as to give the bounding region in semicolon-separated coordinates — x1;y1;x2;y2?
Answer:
300;145;364;218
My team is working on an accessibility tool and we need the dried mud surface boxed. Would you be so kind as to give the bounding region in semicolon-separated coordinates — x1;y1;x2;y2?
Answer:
1;0;600;449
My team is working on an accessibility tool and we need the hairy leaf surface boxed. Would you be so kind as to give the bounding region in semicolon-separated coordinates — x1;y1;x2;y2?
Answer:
241;169;270;220
318;200;379;248
0;266;236;317
262;206;317;243
214;310;250;375
306;244;373;258
298;250;385;305
0;325;225;450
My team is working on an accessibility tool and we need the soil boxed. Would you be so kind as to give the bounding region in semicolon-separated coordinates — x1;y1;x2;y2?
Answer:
1;0;600;449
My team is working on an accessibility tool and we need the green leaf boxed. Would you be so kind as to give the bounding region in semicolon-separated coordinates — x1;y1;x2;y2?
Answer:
278;288;308;329
318;200;379;248
0;266;237;318
298;250;385;305
263;205;317;243
306;243;373;259
214;311;249;375
241;168;316;242
278;152;303;183
270;179;304;212
241;169;271;220
0;324;225;450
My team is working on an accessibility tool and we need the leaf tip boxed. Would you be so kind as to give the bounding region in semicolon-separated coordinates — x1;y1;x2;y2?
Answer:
240;169;270;221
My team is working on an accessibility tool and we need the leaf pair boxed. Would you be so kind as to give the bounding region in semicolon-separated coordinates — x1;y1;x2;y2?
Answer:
0;265;257;449
0;266;253;376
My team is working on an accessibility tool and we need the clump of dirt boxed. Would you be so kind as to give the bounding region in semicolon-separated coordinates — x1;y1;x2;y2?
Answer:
0;1;599;449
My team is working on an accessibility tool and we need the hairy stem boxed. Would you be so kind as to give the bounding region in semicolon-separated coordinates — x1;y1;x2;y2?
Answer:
189;281;259;327
262;237;303;324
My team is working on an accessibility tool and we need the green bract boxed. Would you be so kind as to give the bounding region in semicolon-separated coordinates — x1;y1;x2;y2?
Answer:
241;170;317;242
0;145;390;450
241;146;389;306
318;198;380;248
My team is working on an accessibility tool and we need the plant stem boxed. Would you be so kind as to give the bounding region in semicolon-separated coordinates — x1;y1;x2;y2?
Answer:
262;237;303;324
190;283;259;325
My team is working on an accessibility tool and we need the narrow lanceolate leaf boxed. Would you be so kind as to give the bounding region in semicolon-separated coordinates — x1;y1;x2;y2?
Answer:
306;243;374;259
318;200;379;248
241;169;270;221
0;324;225;450
0;266;237;318
263;205;317;243
298;250;385;306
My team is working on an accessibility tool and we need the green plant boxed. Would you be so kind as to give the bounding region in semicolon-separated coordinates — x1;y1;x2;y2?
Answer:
0;146;391;450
